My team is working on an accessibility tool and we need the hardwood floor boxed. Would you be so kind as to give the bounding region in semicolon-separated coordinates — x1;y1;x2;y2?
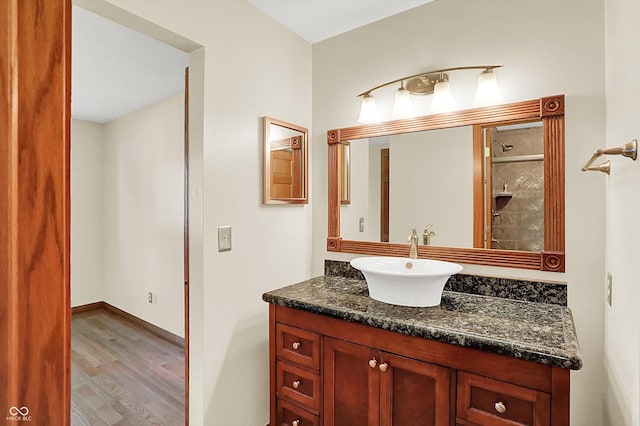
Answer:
71;309;185;425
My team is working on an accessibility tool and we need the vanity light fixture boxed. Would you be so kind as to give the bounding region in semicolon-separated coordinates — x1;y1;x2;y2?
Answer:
358;93;379;123
430;77;455;113
473;68;503;106
391;80;414;119
357;65;503;123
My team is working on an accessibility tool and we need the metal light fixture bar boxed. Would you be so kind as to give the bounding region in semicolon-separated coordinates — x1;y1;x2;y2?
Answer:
356;65;503;97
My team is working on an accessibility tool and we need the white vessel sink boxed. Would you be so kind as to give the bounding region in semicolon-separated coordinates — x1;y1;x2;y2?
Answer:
350;256;463;307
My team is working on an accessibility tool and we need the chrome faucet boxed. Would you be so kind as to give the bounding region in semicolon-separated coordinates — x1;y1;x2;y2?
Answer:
408;227;419;259
423;224;436;245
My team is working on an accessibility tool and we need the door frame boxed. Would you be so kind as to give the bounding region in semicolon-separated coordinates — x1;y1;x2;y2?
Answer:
1;1;72;424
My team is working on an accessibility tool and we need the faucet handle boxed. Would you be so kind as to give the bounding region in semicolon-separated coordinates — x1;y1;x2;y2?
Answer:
424;224;435;236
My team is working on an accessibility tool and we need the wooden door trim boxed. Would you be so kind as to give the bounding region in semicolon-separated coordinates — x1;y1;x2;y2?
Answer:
1;1;71;424
184;66;190;426
472;125;485;248
380;148;390;242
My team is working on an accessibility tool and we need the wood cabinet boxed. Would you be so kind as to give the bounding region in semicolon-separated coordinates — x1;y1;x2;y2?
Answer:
268;304;570;426
323;338;450;425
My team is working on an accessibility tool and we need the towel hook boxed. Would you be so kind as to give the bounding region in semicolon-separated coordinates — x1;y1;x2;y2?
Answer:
581;139;637;175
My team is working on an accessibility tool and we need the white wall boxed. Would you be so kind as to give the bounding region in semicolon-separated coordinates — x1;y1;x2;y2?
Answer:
71;119;105;307
102;93;185;338
341;138;372;240
604;0;640;424
312;1;606;424
90;1;313;424
367;140;386;241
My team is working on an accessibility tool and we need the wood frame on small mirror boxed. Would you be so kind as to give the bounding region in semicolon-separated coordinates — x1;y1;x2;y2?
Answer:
326;95;565;272
263;116;309;204
338;142;351;204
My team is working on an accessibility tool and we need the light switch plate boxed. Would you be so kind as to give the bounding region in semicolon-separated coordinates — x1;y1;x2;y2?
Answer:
218;225;232;252
359;217;365;232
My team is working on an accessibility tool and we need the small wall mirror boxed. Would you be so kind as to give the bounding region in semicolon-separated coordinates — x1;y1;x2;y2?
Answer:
327;95;566;272
338;142;351;204
263;117;308;204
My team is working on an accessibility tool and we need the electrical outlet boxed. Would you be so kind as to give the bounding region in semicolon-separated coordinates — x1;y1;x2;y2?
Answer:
218;225;232;252
359;217;365;232
606;273;612;306
148;292;153;304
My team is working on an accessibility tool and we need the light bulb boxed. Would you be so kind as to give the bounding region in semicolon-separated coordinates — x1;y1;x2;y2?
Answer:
474;69;503;107
430;80;455;113
358;94;379;124
391;86;413;119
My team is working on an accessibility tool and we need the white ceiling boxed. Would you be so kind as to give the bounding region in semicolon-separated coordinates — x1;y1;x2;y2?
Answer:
248;0;435;43
72;1;433;122
72;6;188;123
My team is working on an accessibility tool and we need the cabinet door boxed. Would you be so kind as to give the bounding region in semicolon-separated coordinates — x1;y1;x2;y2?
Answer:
324;337;379;426
379;352;450;426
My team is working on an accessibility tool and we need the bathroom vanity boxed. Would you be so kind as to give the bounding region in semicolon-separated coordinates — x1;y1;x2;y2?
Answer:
263;266;581;426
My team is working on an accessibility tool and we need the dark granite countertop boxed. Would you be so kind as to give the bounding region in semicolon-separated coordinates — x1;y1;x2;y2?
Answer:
262;275;582;370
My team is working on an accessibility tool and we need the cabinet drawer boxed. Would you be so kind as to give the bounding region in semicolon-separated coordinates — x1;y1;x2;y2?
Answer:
277;361;321;411
276;323;320;371
457;372;550;426
277;398;320;426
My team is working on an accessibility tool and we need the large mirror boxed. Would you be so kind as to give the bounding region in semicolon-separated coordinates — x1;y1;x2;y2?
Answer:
327;95;565;271
263;117;308;204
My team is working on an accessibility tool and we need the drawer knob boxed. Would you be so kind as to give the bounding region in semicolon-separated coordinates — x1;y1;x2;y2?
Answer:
292;341;301;350
292;420;300;426
378;362;389;372
292;380;301;389
368;358;378;368
495;401;507;414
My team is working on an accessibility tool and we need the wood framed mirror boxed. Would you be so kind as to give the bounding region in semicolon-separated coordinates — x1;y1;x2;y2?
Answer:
327;95;565;272
263;117;308;204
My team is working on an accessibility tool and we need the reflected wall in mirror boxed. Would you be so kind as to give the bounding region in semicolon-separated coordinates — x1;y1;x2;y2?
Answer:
263;117;308;204
327;95;565;271
340;127;474;248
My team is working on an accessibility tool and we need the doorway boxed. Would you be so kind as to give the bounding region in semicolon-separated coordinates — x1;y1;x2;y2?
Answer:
0;1;203;424
70;4;190;424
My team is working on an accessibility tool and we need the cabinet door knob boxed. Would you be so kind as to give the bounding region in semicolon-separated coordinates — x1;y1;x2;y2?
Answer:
494;401;507;414
292;420;300;426
368;358;378;368
378;362;389;372
292;380;301;389
292;341;301;350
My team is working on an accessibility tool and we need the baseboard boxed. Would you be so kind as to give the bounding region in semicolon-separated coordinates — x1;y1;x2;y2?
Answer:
71;301;105;314
72;301;185;347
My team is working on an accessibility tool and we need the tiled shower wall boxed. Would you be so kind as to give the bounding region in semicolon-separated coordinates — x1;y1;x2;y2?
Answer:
490;126;544;251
